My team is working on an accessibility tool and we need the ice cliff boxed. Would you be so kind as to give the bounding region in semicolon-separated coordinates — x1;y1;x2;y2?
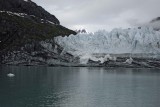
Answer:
55;27;160;56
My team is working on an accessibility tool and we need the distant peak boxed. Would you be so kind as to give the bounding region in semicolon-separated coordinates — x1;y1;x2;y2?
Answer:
150;17;160;23
75;29;88;34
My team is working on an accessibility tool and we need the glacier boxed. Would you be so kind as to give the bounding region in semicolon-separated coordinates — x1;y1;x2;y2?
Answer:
55;27;160;64
55;27;160;55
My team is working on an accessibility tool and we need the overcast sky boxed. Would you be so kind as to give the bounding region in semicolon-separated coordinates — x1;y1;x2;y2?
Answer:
32;0;160;32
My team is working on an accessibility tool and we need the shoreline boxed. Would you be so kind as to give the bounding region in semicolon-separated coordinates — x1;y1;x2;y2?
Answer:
1;56;160;69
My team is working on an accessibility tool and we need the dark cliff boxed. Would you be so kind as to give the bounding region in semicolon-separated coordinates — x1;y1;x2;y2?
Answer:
0;0;77;65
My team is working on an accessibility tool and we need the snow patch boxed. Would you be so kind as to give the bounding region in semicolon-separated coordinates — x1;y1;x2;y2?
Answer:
0;10;55;24
46;20;55;25
23;0;28;2
0;11;29;18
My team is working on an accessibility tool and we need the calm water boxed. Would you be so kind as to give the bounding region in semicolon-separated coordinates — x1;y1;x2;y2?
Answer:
0;66;160;107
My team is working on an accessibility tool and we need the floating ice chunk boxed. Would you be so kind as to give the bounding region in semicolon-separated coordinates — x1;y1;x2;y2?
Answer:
7;73;15;77
125;57;133;64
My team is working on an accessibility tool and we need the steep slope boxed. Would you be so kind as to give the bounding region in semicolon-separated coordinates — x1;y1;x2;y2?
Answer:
0;0;59;24
151;17;160;23
141;17;160;31
149;17;160;31
0;0;77;65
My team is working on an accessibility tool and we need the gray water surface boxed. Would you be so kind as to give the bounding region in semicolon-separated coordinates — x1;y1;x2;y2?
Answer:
0;66;160;107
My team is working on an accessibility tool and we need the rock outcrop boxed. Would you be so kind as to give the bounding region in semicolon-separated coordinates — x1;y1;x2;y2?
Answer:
0;0;77;65
0;0;60;24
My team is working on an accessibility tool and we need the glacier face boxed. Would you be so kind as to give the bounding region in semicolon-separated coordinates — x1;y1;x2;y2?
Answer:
55;27;160;56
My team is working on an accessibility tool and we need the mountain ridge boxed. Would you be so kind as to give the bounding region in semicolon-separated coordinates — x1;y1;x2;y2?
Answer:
0;0;60;24
0;0;77;65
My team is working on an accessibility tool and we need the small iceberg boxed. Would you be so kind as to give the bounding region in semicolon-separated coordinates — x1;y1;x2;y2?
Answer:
125;57;133;64
7;73;15;77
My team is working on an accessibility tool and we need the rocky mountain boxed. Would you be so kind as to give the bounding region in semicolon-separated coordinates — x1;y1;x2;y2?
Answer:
0;0;77;65
146;17;160;31
0;0;59;24
75;29;87;33
150;17;160;23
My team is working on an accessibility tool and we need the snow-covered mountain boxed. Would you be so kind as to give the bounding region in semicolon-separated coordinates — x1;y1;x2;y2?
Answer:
55;27;160;57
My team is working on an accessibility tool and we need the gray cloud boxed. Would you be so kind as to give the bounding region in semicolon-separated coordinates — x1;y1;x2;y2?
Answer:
32;0;160;32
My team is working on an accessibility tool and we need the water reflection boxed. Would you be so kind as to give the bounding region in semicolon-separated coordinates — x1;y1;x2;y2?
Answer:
0;66;160;107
